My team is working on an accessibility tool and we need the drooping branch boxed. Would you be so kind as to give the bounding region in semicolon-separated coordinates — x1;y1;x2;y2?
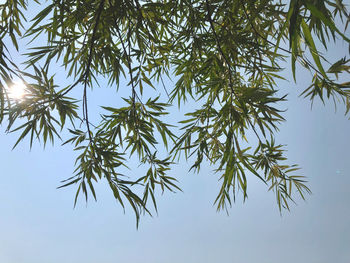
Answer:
205;0;265;145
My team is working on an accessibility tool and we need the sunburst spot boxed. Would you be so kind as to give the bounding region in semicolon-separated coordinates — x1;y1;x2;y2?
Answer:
8;80;27;100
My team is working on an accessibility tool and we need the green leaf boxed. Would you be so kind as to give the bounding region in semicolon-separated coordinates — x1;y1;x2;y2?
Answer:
301;19;327;78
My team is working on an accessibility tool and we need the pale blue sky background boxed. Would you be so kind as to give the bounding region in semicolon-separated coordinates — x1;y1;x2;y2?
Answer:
0;2;350;263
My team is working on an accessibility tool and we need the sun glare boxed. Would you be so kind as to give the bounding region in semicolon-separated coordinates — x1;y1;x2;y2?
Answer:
8;81;27;100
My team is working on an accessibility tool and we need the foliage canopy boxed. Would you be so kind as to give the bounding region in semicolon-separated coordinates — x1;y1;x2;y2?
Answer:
0;0;349;224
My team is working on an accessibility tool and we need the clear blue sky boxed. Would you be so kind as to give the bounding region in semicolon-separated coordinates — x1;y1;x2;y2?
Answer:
0;3;350;263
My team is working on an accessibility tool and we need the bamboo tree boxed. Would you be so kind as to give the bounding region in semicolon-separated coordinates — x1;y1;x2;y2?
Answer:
0;0;349;224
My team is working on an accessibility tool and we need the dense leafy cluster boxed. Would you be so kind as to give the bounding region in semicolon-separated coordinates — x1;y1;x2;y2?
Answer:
0;0;349;223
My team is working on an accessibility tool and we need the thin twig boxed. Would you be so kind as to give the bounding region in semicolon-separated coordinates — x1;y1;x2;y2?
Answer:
82;0;106;143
